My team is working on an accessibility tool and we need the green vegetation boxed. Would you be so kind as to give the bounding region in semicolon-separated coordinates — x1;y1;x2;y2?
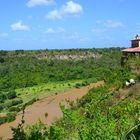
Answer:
0;48;121;90
0;47;122;102
0;80;83;125
16;80;84;103
12;68;140;139
125;57;140;75
0;89;22;124
3;48;140;139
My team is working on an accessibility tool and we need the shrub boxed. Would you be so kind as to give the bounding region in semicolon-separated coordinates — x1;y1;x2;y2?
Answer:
0;112;16;124
6;90;17;99
81;82;87;86
136;74;140;81
45;112;48;118
5;100;13;108
0;57;4;63
74;83;82;88
6;112;16;122
9;106;20;112
0;103;4;111
24;98;37;107
5;99;23;108
0;93;6;103
11;99;23;106
0;116;7;124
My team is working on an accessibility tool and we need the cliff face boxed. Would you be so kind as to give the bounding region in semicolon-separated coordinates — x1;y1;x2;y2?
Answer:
124;57;140;74
129;65;140;74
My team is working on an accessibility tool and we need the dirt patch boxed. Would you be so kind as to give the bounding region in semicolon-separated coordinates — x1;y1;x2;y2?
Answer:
0;81;104;140
108;82;140;107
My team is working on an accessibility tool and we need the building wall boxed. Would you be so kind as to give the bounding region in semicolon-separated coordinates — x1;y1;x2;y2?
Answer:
131;40;139;48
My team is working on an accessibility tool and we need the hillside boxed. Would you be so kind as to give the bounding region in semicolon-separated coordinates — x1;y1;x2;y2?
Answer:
125;57;140;74
0;81;104;139
0;48;121;90
11;64;140;140
1;48;140;139
9;51;140;140
0;48;122;125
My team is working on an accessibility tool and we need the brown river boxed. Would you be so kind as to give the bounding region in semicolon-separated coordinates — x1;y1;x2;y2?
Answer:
0;81;104;139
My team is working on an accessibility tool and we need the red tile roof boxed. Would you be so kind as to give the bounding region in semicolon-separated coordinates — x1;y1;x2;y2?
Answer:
122;47;140;52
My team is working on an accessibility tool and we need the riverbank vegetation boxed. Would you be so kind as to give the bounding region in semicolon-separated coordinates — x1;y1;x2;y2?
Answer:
2;48;140;139
12;67;140;139
0;48;122;125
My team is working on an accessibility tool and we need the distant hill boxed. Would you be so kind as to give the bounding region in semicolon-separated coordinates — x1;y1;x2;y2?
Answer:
0;48;122;90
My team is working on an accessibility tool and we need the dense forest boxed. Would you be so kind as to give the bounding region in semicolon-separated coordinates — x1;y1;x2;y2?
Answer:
1;48;140;139
0;48;121;90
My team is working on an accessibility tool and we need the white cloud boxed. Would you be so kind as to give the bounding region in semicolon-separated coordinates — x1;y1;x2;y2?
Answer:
46;10;62;20
57;27;65;32
91;20;124;35
0;32;8;37
104;20;124;28
45;28;55;33
61;1;83;15
11;21;30;31
46;1;83;20
95;20;124;28
27;0;55;7
45;27;65;34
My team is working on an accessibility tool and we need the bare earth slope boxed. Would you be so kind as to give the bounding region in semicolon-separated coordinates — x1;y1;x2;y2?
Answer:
0;81;104;139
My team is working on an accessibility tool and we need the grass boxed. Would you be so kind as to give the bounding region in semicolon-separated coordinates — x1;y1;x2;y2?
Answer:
16;80;84;105
0;79;92;118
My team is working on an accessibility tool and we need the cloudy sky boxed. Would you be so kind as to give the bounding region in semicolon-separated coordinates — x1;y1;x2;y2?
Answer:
0;0;140;50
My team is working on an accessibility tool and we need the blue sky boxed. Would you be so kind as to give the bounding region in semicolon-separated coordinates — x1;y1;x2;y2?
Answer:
0;0;140;50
